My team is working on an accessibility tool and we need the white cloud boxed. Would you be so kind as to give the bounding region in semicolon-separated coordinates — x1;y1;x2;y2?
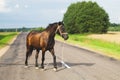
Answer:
15;4;19;8
0;0;11;12
14;4;29;9
24;5;28;8
60;9;67;14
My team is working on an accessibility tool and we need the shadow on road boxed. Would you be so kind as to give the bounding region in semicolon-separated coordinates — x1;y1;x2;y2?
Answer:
0;61;95;72
65;62;95;66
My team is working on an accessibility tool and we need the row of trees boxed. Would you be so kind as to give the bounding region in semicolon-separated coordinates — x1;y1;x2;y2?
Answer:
0;27;33;32
63;1;110;34
0;27;45;32
110;23;120;27
109;23;120;31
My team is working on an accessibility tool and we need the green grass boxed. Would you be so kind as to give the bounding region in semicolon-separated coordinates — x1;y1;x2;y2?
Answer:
0;32;18;48
56;34;120;59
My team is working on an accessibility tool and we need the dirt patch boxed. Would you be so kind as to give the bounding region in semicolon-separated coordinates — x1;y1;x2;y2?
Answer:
88;32;120;44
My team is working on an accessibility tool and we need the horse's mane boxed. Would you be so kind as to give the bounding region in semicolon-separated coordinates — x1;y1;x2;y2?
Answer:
45;22;58;31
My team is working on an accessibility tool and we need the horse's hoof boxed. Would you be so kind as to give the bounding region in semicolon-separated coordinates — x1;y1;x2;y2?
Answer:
24;66;28;68
53;68;57;72
35;67;39;69
41;68;45;71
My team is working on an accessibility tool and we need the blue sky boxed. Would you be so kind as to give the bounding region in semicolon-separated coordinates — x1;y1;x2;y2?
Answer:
0;0;120;28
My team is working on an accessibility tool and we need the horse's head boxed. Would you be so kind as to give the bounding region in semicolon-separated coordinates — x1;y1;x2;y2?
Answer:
56;21;69;40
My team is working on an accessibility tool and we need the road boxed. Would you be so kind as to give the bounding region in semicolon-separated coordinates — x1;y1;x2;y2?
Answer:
0;32;120;80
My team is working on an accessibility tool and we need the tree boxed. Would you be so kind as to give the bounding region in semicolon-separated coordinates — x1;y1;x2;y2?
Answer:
37;27;45;31
63;1;110;34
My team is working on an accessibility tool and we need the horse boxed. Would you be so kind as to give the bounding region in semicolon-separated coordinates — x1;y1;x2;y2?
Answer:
25;21;69;71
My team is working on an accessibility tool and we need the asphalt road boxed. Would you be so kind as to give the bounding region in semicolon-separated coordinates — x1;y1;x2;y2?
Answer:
0;32;120;80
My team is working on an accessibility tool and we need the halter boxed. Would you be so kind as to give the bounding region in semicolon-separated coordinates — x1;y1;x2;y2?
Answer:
55;25;68;36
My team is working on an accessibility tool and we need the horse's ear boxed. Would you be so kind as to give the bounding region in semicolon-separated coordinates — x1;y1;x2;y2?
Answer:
58;21;63;25
58;21;61;25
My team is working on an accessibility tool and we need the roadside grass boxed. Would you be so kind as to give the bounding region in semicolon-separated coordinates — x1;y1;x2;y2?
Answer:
56;34;120;59
0;32;18;48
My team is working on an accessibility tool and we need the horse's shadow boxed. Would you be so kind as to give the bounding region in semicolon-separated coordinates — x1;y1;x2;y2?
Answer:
43;61;95;72
68;62;95;66
56;61;95;67
0;61;95;72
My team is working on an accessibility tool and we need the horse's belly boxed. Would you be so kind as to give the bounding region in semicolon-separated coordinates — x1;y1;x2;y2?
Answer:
31;42;41;49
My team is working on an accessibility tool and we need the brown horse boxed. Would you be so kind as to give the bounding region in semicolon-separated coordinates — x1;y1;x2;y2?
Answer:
25;21;68;71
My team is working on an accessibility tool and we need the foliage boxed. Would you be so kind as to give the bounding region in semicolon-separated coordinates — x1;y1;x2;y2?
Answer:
110;23;120;27
108;26;120;31
109;23;120;31
63;1;110;34
32;27;45;32
0;27;45;32
0;27;33;32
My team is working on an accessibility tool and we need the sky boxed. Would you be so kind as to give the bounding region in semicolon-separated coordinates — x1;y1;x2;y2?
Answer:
0;0;120;28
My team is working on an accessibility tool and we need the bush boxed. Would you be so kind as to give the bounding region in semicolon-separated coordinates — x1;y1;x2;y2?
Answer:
63;1;110;34
108;26;120;31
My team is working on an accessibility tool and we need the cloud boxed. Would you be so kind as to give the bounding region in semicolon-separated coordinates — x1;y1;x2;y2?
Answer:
15;4;19;8
24;5;28;8
14;4;29;9
0;0;11;13
60;9;67;14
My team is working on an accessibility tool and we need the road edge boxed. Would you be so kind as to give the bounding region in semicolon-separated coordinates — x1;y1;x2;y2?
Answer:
0;35;18;58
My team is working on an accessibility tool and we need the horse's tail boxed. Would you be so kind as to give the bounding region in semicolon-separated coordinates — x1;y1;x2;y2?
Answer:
26;46;33;57
28;50;32;57
26;31;33;57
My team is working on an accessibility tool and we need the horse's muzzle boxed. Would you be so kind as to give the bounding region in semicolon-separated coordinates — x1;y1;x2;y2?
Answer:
62;34;69;40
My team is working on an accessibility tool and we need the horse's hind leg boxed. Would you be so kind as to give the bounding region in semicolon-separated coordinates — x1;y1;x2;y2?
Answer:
35;49;39;69
49;48;57;71
25;50;29;67
25;48;33;68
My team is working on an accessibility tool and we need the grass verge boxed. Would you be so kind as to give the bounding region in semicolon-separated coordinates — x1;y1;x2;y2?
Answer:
56;34;120;60
0;32;18;48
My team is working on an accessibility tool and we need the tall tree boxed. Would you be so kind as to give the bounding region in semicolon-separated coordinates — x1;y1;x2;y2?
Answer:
63;1;110;34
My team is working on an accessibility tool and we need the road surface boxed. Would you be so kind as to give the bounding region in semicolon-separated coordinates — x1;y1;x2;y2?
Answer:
0;32;120;80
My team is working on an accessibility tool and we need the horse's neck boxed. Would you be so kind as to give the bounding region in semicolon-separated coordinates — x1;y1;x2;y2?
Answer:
49;31;56;38
47;27;57;39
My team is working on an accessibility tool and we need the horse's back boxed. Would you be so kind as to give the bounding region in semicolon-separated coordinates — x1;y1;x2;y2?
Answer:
26;31;48;49
26;31;41;49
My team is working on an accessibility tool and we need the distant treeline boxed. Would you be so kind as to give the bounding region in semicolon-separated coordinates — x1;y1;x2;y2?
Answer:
0;27;45;32
0;27;32;32
110;23;120;27
1;23;120;32
109;23;120;31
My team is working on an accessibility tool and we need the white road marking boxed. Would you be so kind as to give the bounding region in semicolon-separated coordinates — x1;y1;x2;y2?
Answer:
60;61;71;68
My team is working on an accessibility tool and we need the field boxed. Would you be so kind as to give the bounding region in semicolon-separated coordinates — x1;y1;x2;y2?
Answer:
56;32;120;59
88;32;120;44
0;32;18;48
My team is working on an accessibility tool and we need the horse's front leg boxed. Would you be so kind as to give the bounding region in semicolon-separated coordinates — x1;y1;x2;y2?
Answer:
41;49;45;70
49;48;57;71
35;49;39;69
